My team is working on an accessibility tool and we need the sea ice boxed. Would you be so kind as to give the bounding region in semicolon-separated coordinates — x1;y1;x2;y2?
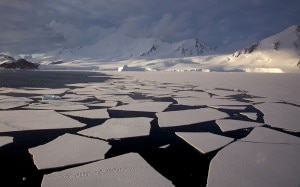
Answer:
209;105;247;110
61;109;110;119
172;91;210;98
206;89;242;97
207;141;300;187
0;136;13;147
109;101;172;113
29;133;111;170
216;119;262;132
157;108;228;128
176;132;233;154
175;98;248;106
0;101;29;110
241;127;300;145
240;112;257;120
42;153;174;187
255;103;300;132
0;110;85;132
246;97;279;103
85;101;118;108
79;117;152;140
24;101;88;111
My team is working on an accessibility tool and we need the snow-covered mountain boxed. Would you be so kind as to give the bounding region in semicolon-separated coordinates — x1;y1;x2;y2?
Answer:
39;33;213;63
226;25;300;71
30;25;300;73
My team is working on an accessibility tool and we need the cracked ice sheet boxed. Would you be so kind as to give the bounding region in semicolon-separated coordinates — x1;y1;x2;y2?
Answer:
209;105;247;110
0;101;29;110
0;96;33;102
246;97;280;104
255;103;300;132
79;117;152;140
157;108;228;128
109;102;172;113
175;132;233;154
0;136;13;147
175;98;249;106
171;91;210;98
0;96;33;109
42;153;174;187
206;89;243;97
85;101;118;108
207;141;300;187
240;112;257;120
216;119;262;132
241;127;300;145
0;110;85;132
2;88;68;95
29;133;111;170
60;109;110;119
24;101;88;111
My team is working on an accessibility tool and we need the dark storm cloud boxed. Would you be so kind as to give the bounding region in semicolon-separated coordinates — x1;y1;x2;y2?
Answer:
0;0;299;53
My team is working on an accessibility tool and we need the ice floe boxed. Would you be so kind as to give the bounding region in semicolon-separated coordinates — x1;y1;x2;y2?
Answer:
206;89;242;97
209;105;247;110
157;108;228;128
109;102;172;113
79;117;152;140
172;91;210;98
255;103;300;132
0;101;29;110
29;133;111;170
175;98;248;106
85;101;118;108
2;88;68;95
240;112;257;120
176;132;233;154
0;110;85;132
42;153;174;187
207;141;300;187
241;127;300;145
61;109;110;119
216;119;262;132
24;101;88;111
0;136;13;147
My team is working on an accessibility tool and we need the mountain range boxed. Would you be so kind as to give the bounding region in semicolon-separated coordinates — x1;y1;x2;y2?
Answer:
2;25;300;73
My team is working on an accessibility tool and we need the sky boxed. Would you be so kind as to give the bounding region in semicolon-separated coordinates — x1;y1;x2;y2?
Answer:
0;0;299;54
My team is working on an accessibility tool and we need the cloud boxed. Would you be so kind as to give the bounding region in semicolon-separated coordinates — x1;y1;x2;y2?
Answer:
0;0;299;54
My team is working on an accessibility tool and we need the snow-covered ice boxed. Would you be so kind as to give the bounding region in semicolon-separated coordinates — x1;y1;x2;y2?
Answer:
24;101;88;111
240;112;257;120
175;98;248;106
172;91;210;98
29;133;111;170
79;117;152;140
209;105;247;110
241;127;300;145
255;103;300;132
0;110;85;132
0;101;29;110
207;141;300;187
85;101;118;108
206;89;243;97
42;153;174;187
157;108;228;128
61;109;110;119
0;136;13;147
109;101;172;113
216;119;262;132
175;132;233;154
